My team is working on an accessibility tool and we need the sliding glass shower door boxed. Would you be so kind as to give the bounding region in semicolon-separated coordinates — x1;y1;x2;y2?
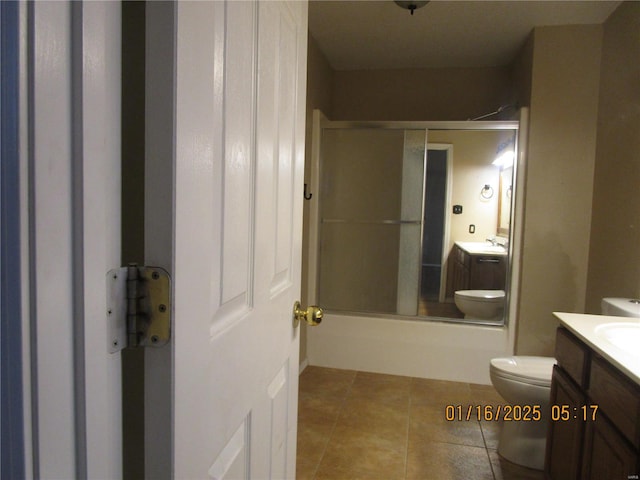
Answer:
318;128;426;315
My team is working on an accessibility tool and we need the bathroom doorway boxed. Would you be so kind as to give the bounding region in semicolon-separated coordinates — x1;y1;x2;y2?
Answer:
419;146;451;309
417;144;464;319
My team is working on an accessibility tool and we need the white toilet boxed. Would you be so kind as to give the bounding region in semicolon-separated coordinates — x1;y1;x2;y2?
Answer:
490;297;640;470
454;290;505;320
490;356;556;470
601;296;640;317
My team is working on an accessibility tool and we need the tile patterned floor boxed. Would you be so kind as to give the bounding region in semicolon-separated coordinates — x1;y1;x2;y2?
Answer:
297;366;545;480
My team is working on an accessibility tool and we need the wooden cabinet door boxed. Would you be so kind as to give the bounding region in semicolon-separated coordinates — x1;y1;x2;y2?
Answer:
581;414;639;480
446;245;468;297
545;366;585;480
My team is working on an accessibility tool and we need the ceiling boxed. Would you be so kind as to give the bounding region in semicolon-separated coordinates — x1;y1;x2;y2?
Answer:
308;1;620;70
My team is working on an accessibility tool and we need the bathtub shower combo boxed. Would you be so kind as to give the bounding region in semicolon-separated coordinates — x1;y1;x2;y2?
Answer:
305;111;528;384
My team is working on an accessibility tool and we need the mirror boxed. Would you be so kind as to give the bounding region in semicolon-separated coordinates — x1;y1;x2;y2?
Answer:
316;122;517;325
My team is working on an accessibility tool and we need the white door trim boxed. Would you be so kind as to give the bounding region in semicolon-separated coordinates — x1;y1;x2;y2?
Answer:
29;4;79;475
22;2;122;477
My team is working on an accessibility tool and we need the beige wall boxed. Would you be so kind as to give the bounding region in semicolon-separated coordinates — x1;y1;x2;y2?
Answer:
331;67;513;121
586;1;640;311
301;33;334;364
428;130;506;250
304;34;333;138
510;34;533;113
515;25;602;355
303;33;333;303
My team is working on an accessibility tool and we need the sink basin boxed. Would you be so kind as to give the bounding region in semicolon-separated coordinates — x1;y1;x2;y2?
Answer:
456;242;507;255
479;245;508;253
595;322;640;356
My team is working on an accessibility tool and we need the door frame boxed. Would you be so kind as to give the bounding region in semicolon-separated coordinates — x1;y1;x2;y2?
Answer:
1;1;27;478
15;2;309;478
13;2;123;477
142;2;176;477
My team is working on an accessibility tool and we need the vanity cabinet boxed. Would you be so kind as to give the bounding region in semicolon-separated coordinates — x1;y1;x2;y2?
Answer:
545;327;640;479
446;243;506;297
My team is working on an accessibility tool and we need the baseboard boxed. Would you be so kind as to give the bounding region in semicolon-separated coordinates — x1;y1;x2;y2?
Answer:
299;358;308;375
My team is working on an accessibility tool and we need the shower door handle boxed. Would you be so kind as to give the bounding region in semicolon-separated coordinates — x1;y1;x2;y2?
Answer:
293;301;323;328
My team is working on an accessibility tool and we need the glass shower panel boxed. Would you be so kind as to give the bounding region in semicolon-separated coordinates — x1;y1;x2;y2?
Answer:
318;128;426;314
319;222;402;313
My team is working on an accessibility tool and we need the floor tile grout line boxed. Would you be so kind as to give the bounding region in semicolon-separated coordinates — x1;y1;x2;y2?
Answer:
478;419;499;480
474;384;500;480
404;378;416;480
309;370;358;480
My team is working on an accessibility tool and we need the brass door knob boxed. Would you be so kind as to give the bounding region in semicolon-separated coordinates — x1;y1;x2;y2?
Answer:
293;301;323;328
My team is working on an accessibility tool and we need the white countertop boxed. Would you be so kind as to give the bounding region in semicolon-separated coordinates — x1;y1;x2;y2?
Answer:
455;241;507;256
554;312;640;386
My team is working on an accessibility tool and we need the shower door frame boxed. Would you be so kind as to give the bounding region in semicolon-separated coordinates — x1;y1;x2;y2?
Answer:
307;111;521;325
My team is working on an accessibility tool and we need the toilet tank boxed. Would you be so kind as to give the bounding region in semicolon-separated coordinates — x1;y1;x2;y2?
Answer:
601;297;640;317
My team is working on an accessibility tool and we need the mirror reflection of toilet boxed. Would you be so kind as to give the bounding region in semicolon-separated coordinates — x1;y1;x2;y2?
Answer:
454;289;505;320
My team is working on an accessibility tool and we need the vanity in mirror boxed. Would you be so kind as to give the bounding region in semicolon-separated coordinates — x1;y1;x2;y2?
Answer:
315;120;518;325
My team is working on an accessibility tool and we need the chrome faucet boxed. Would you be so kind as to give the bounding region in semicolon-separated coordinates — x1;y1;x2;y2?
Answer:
486;236;498;246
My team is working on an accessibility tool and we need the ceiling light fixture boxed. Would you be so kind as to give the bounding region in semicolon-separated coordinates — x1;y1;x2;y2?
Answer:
493;138;516;169
394;1;429;15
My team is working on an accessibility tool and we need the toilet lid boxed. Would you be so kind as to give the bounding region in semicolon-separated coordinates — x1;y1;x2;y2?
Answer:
490;356;556;387
455;290;505;300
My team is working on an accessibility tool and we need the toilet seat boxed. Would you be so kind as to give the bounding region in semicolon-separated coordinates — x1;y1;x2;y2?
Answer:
455;290;505;303
490;356;556;387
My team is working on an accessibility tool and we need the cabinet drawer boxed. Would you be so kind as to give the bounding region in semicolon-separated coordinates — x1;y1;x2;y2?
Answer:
555;328;589;388
588;355;640;449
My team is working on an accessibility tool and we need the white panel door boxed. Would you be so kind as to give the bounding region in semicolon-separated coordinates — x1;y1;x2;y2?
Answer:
154;1;308;477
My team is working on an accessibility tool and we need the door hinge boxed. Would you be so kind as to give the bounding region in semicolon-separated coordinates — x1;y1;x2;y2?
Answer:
106;264;171;353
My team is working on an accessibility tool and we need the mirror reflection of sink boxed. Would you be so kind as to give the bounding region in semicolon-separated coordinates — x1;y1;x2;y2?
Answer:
595;323;640;356
480;245;507;253
456;242;507;255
